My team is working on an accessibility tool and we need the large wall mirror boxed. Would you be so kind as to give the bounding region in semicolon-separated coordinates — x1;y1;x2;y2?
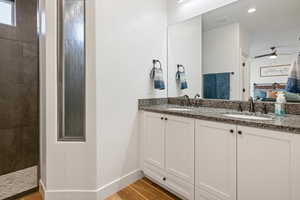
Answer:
168;0;300;103
58;0;86;141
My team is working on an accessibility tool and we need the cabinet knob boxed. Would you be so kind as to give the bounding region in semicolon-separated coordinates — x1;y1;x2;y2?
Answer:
164;118;168;121
161;117;164;120
163;177;166;181
230;129;234;133
238;131;242;135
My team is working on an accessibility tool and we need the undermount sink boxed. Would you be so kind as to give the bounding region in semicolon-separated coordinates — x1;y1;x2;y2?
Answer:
223;114;273;121
167;108;192;112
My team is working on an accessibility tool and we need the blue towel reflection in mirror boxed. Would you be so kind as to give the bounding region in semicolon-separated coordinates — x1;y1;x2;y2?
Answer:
150;59;165;90
176;64;188;90
203;72;230;99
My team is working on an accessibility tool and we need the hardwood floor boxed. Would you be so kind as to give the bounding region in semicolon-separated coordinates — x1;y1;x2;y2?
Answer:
106;178;181;200
18;192;42;200
16;178;181;200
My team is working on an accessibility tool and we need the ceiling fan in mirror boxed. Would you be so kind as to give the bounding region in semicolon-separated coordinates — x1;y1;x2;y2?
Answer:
254;46;296;59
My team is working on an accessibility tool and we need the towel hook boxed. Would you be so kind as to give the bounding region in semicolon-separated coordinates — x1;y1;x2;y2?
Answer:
177;64;185;73
153;59;162;69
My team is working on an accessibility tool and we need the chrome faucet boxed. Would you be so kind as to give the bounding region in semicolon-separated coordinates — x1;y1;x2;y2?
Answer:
183;95;191;106
248;97;255;113
237;103;243;112
194;94;201;99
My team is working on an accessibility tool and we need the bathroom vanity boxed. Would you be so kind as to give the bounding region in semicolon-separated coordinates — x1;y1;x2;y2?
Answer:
139;103;300;200
140;0;300;198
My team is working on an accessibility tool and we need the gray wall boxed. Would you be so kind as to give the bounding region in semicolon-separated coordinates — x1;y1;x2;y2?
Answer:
0;0;38;198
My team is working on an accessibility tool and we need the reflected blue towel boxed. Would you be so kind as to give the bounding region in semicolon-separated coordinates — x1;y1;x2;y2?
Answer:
176;71;188;90
286;55;300;93
150;67;165;90
203;73;230;99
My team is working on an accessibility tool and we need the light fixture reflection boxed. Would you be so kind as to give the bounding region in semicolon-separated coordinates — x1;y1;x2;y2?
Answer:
269;54;278;59
248;8;256;13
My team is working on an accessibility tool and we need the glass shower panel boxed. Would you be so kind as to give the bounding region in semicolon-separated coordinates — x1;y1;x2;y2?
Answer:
58;0;85;141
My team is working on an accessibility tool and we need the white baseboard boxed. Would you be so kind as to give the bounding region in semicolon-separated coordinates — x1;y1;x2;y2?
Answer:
98;169;143;199
40;169;143;200
39;180;45;199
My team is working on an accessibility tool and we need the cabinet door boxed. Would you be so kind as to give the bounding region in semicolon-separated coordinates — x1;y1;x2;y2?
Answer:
237;126;293;200
143;112;165;170
195;120;236;200
293;134;300;200
165;115;195;199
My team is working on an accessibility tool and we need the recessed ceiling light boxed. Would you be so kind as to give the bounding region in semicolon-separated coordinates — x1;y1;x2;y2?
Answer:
248;8;256;13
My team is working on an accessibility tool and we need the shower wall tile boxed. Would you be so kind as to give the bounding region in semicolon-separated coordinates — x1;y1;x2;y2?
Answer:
22;43;38;58
16;0;38;43
0;82;38;129
0;127;38;177
0;24;17;41
0;39;23;85
0;0;39;198
0;39;38;86
21;126;39;169
0;128;22;176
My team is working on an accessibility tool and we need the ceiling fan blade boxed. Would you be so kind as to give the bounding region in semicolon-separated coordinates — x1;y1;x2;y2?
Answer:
278;53;293;55
254;53;273;59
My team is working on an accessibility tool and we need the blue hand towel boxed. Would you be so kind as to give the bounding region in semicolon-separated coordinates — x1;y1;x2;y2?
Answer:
176;65;188;90
150;60;165;90
286;55;300;93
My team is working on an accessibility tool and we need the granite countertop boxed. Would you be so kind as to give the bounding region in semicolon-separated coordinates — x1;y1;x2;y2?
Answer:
139;104;300;134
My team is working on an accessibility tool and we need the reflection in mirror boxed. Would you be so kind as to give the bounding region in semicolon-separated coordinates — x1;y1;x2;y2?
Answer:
168;0;300;103
168;16;202;98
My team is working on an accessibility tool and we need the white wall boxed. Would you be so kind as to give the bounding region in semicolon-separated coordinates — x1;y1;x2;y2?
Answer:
40;0;250;199
168;16;202;97
94;0;167;191
39;0;98;198
40;0;167;198
167;0;238;25
202;23;240;99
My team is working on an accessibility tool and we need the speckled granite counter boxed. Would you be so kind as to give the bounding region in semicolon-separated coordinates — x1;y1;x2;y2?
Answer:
139;104;300;134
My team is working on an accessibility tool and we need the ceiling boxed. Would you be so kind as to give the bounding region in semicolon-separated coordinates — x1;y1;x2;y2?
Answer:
202;0;300;39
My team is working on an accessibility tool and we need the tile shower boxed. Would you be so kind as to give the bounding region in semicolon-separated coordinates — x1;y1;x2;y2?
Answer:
0;0;39;199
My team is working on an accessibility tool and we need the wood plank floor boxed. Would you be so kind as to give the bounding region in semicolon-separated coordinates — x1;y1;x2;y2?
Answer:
18;192;42;200
106;178;181;200
17;178;181;200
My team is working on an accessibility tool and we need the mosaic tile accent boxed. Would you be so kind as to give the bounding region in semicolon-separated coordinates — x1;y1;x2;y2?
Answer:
0;166;37;200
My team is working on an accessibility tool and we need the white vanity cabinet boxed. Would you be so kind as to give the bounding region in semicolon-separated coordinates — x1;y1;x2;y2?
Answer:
143;112;166;185
142;112;195;200
195;120;237;200
142;111;300;200
237;126;293;200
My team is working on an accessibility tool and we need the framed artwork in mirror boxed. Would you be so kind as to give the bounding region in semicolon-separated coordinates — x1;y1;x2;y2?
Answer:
260;65;291;78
